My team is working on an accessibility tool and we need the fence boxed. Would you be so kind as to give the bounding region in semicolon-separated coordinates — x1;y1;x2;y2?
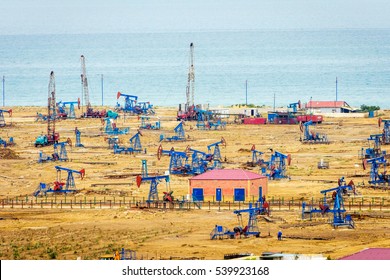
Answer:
1;195;389;212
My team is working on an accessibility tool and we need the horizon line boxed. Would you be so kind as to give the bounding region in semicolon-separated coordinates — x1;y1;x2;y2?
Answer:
1;27;390;37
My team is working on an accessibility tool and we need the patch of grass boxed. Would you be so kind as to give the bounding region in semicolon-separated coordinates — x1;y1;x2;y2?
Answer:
13;248;20;259
47;247;58;259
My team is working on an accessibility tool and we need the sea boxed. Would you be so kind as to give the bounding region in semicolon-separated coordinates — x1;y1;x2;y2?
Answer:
0;29;389;109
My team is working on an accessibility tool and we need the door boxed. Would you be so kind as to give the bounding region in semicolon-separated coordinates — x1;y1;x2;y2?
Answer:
258;186;263;201
216;188;222;202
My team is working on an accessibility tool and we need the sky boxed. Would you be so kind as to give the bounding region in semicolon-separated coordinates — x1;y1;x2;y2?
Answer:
1;0;390;35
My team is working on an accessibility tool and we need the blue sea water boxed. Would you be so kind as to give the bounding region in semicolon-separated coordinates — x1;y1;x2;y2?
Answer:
0;29;389;108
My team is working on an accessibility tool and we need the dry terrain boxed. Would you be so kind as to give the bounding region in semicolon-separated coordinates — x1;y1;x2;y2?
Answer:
0;106;389;260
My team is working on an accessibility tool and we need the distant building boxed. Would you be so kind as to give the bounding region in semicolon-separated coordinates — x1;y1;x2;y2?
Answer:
305;101;357;113
259;252;326;260
189;169;268;202
229;252;326;260
339;248;390;260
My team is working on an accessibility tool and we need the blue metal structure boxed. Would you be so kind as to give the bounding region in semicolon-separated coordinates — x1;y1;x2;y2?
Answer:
160;122;185;142
250;144;266;167
195;108;212;130
187;146;213;174
140;115;160;130
208;118;227;130
35;113;48;122
37;151;54;163
0;136;14;147
210;202;267;239
53;140;71;161
0;108;11;127
207;137;226;169
137;101;155;115
300;120;329;143
380;118;390;145
194;108;226;130
113;144;133;154
129;131;142;153
136;174;170;203
113;131;142;154
116;92;142;114
106;110;118;120
0;137;6;147
302;183;355;228
287;100;301;113
141;159;148;177
56;101;67;118
34;166;85;196
266;150;291;180
363;156;389;187
104;118;129;135
359;134;386;159
50;166;85;194
57;99;80;119
38;138;71;163
33;182;48;197
75;127;84;147
106;136;119;149
169;151;191;174
157;144;175;158
157;144;193;175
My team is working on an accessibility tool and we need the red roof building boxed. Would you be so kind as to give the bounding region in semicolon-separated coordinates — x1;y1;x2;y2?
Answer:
306;101;347;108
189;169;268;202
305;101;355;113
340;248;390;260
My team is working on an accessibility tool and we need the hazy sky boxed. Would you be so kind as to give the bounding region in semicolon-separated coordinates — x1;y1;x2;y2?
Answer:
1;0;390;34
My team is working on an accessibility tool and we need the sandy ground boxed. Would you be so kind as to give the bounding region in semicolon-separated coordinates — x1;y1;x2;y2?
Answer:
0;106;389;260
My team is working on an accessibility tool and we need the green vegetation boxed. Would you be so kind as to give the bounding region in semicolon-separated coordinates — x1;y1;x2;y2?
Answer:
47;247;58;259
360;104;380;112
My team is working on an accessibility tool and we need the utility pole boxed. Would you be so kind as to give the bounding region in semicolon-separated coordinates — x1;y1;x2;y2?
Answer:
273;93;276;112
245;80;248;106
101;74;104;106
334;77;338;113
2;76;4;107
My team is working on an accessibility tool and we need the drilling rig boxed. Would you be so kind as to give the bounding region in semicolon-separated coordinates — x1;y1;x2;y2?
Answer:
35;71;60;147
187;42;195;110
80;55;106;118
177;43;197;121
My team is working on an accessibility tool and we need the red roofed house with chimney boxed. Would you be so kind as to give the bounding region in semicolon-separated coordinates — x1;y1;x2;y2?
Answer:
189;169;268;202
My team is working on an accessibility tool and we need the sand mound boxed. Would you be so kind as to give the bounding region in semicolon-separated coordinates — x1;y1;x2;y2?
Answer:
0;148;21;159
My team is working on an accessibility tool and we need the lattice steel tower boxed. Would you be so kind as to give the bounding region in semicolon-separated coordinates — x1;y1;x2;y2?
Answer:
186;43;195;108
47;71;56;139
80;55;90;110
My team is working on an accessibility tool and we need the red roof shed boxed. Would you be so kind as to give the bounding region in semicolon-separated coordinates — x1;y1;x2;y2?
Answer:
306;101;348;108
189;169;268;201
340;248;390;260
